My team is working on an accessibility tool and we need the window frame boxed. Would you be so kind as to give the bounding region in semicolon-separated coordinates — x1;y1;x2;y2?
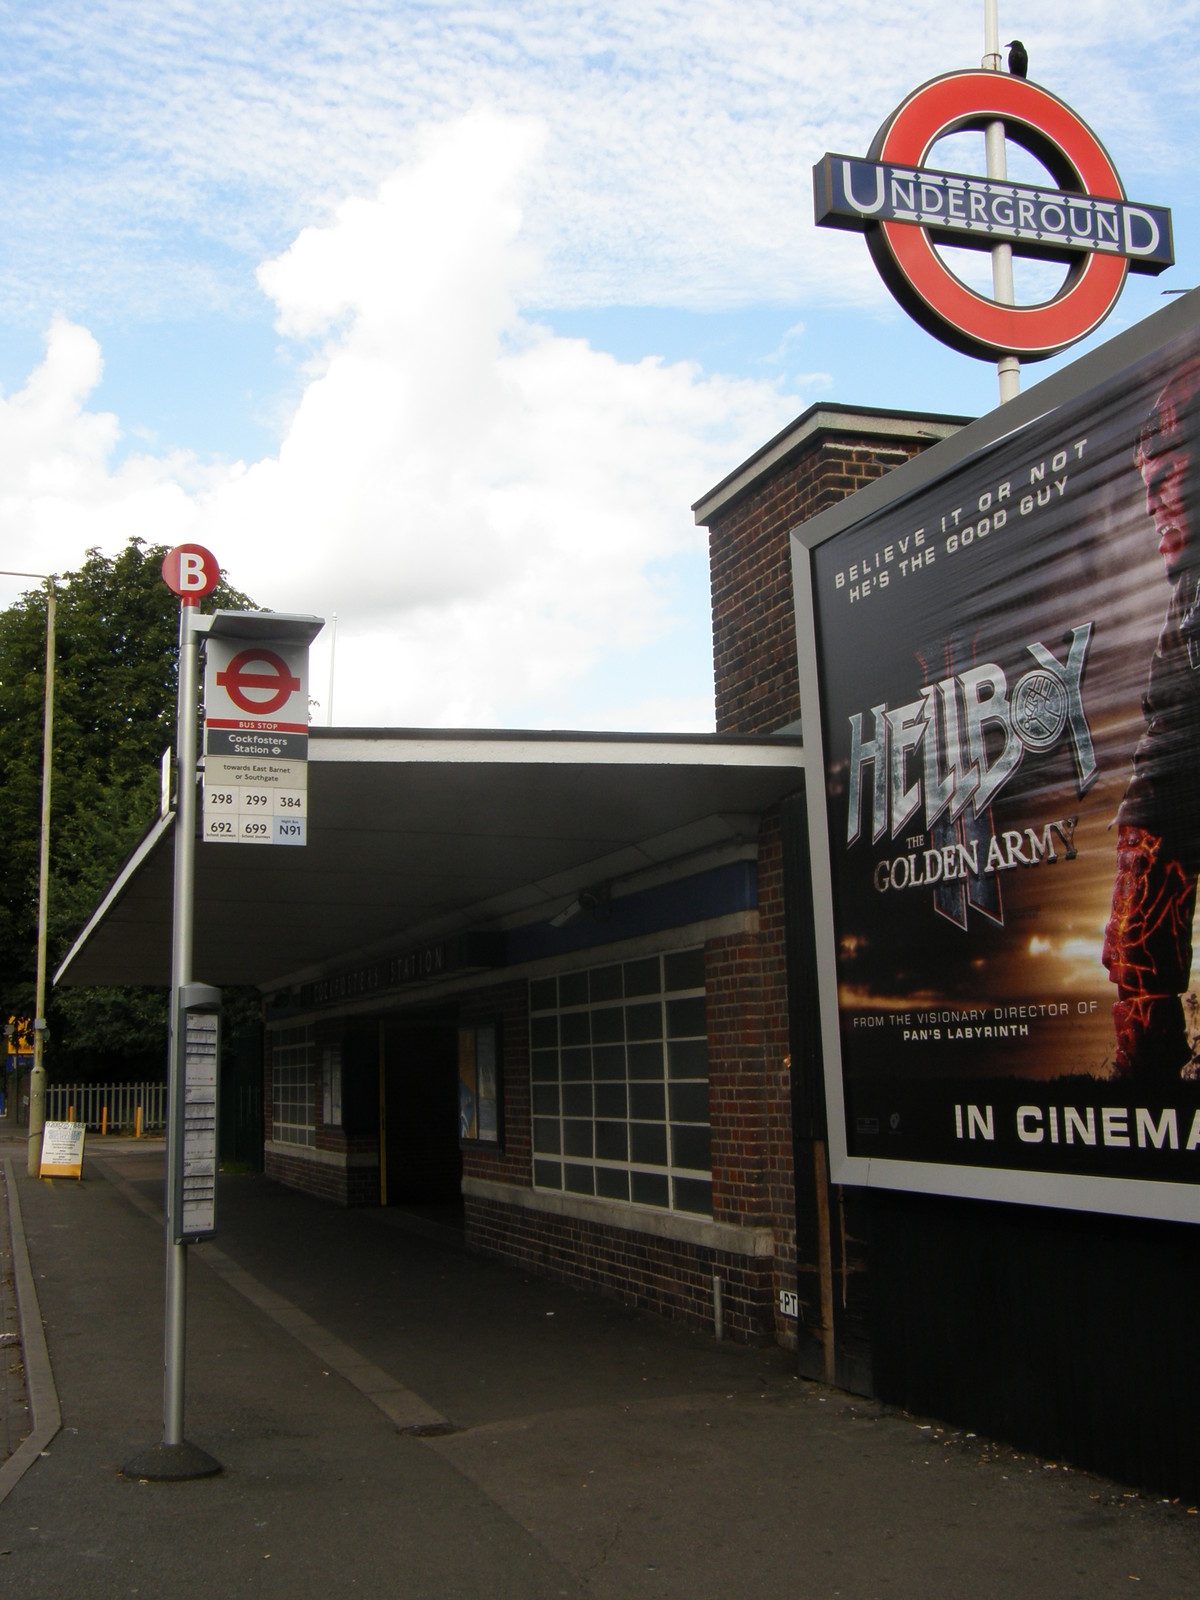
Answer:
529;949;711;1216
271;1023;316;1147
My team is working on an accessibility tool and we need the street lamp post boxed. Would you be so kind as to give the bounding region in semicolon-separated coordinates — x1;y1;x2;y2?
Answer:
1;570;56;1176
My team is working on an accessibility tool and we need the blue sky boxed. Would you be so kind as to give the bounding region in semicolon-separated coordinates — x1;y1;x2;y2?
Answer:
1;0;1196;728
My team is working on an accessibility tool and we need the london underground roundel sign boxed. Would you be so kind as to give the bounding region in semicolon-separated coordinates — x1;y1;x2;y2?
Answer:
813;71;1173;362
215;648;303;716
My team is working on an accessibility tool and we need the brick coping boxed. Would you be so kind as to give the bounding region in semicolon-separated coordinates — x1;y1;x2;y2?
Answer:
463;1175;775;1257
264;1139;378;1169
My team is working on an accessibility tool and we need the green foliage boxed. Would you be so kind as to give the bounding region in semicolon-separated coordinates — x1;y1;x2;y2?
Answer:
0;539;258;1080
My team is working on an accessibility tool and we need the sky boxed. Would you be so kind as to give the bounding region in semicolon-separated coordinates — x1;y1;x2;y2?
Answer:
0;0;1196;731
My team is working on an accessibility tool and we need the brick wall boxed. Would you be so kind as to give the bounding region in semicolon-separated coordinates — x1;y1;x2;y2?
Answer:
700;417;957;1353
702;813;796;1345
708;439;923;734
263;1144;377;1206
264;1021;380;1207
465;1193;776;1344
757;810;800;1344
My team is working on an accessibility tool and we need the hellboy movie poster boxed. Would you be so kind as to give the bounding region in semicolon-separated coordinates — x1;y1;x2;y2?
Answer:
807;314;1200;1205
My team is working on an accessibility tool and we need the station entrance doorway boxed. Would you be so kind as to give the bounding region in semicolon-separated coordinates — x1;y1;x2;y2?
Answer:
380;1016;462;1216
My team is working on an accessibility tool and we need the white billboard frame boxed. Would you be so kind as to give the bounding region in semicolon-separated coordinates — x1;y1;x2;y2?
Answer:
791;288;1200;1225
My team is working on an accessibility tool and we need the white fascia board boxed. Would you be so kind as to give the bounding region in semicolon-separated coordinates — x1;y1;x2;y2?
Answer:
311;733;805;769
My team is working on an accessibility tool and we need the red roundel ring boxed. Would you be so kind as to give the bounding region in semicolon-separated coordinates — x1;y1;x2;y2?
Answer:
217;648;301;715
866;71;1128;361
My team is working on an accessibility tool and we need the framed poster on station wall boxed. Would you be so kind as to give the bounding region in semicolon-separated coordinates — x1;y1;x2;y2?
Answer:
458;1020;503;1149
792;289;1200;1224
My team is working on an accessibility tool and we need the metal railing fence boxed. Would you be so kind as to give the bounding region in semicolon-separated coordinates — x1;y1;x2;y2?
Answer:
45;1082;167;1133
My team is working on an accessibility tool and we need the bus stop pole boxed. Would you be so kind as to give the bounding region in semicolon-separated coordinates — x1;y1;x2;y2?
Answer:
124;590;220;1479
163;597;200;1446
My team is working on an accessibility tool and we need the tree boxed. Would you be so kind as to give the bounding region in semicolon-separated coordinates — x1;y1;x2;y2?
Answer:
0;539;258;1080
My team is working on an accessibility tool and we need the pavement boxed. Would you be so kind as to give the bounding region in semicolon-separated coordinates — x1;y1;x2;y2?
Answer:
2;1132;1200;1599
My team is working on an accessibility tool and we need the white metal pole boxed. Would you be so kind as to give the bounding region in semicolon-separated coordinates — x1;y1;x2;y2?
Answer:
27;580;55;1178
163;597;199;1445
982;0;1002;69
983;0;1020;402
327;611;338;726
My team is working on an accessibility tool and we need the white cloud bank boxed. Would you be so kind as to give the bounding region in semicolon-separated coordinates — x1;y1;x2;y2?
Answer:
1;112;797;728
6;1;1195;324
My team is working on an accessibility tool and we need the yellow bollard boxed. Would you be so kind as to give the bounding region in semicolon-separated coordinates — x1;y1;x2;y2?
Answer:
135;1105;142;1140
68;1104;74;1123
101;1105;108;1137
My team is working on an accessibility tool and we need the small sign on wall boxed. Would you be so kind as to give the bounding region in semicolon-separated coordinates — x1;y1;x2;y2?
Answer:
40;1121;86;1180
459;1022;503;1148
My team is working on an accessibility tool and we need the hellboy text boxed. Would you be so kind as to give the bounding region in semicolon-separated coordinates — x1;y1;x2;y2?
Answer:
846;623;1097;846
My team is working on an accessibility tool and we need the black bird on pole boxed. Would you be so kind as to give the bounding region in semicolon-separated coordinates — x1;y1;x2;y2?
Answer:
1007;39;1029;78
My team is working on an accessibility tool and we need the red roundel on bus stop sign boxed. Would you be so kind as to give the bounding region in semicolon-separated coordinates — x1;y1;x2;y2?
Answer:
866;71;1129;361
215;648;303;716
162;544;221;603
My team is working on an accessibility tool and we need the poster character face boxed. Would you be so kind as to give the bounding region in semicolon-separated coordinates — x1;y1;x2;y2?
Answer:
1135;361;1200;582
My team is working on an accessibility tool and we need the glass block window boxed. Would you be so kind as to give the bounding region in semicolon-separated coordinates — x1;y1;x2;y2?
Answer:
322;1043;343;1130
271;1024;316;1147
529;948;711;1216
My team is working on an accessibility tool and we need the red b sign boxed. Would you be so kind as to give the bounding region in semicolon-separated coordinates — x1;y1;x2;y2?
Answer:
162;544;221;604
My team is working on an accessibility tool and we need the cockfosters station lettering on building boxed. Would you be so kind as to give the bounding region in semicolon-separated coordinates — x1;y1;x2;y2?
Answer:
285;933;506;1012
793;298;1200;1224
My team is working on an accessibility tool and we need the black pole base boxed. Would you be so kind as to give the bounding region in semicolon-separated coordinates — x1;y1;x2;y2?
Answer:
121;1440;222;1481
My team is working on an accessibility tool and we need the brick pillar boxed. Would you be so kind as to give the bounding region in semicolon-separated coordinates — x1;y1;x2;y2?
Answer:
707;439;926;734
696;408;964;1358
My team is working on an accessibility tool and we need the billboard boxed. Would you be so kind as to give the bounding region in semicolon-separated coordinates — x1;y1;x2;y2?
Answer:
793;290;1200;1222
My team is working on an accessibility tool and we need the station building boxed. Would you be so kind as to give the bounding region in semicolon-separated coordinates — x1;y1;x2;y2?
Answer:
60;401;960;1350
61;378;1200;1501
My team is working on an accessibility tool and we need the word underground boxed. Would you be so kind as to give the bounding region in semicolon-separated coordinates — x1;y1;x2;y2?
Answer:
846;623;1097;845
816;157;1173;270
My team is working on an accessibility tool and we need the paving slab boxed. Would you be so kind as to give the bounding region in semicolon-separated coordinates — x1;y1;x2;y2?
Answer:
0;1168;30;1461
1;1132;1199;1598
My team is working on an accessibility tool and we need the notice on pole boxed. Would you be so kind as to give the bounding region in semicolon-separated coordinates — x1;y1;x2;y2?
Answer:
202;635;311;846
40;1120;86;1180
202;745;308;845
181;1011;218;1239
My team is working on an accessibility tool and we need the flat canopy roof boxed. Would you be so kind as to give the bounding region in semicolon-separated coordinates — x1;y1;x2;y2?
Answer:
56;729;804;992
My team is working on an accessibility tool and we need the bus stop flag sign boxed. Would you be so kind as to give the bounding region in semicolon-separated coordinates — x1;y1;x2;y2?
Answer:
203;620;319;847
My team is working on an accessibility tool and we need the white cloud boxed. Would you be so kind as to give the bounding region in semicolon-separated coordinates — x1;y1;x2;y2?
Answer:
2;2;1195;323
0;317;201;580
1;113;797;727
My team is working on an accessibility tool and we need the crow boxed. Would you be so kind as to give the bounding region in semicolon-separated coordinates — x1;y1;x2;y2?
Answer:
1007;39;1029;78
